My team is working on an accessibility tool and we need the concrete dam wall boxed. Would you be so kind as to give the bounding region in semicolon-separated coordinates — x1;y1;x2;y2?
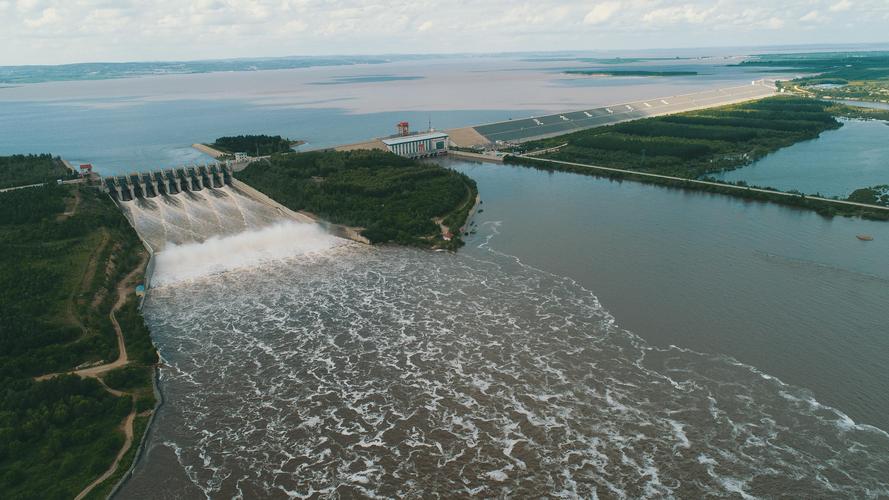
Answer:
103;163;366;254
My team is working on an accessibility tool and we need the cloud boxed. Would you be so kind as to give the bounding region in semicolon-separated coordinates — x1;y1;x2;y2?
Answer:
799;10;824;22
23;6;59;28
0;0;886;65
829;0;852;12
583;2;620;25
642;4;716;25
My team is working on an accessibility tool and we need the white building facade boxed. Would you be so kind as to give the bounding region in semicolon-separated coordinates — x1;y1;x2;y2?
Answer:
382;131;449;159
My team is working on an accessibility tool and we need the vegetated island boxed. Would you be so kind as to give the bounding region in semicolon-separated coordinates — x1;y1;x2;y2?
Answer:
0;154;71;189
738;52;889;104
0;157;158;499
565;70;698;77
507;96;889;220
235;149;478;249
207;134;305;157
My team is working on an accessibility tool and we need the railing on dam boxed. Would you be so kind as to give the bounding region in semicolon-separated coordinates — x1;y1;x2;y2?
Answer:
101;163;235;201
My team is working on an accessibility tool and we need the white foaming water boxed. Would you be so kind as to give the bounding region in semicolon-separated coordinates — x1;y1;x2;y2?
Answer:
119;186;286;252
119;234;889;498
152;221;347;287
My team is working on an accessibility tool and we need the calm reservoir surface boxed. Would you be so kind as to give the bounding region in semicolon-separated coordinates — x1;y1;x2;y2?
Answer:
712;118;889;197
120;160;889;498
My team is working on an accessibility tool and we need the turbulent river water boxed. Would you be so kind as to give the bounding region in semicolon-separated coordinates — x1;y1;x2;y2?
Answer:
120;219;889;498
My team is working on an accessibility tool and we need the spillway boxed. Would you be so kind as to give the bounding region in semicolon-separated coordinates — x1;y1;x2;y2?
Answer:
117;185;289;253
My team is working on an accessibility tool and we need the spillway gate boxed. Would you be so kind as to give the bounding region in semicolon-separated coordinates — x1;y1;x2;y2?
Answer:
101;163;234;201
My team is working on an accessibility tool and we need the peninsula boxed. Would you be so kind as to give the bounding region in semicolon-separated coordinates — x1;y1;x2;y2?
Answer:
235;149;477;249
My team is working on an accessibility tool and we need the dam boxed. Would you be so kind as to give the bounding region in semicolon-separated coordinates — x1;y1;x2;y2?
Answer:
102;163;364;259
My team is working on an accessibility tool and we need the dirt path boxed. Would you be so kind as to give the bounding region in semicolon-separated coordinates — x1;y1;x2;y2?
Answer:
58;187;81;221
34;251;150;498
73;411;135;500
68;251;148;500
74;251;147;378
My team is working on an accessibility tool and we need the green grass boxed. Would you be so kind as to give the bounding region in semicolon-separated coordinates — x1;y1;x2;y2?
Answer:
0;154;71;190
235;149;477;248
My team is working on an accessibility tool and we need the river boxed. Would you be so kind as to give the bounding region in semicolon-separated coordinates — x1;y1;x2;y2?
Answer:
119;159;889;498
711;118;889;197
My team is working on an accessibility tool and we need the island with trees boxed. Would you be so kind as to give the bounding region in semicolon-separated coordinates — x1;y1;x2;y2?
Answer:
0;156;158;499
235;149;478;249
208;134;304;157
565;70;697;77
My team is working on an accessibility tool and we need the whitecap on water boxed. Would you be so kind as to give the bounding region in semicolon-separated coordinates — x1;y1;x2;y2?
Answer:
152;221;348;287
120;226;889;499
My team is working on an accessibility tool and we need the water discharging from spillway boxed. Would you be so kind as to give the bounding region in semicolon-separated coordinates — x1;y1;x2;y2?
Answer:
118;184;349;286
118;185;292;253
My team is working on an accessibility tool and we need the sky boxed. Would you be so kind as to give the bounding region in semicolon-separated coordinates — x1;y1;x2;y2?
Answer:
1;0;888;65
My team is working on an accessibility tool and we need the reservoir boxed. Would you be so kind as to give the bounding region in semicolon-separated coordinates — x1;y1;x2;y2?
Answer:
120;159;889;498
711;118;889;197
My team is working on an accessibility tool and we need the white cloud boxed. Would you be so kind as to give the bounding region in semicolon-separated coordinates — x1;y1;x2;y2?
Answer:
643;4;716;25
583;2;620;25
829;0;852;12
23;6;59;27
0;0;886;65
799;10;824;22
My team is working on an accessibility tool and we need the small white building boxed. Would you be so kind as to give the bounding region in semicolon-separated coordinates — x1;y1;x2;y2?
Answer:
382;131;449;159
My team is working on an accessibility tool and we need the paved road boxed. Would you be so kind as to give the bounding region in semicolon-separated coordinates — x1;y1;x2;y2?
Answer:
0;178;84;193
520;156;889;212
474;82;776;143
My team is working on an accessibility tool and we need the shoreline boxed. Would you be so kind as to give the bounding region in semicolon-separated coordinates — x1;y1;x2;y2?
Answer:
510;155;889;220
191;143;225;159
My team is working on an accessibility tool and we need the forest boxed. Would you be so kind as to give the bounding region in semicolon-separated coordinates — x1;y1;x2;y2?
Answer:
210;134;300;156
520;96;844;178
0;154;71;189
235;149;477;247
0;179;157;499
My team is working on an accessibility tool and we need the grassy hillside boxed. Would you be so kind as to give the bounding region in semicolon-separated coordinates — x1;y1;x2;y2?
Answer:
0;181;157;499
235;150;477;248
0;154;70;189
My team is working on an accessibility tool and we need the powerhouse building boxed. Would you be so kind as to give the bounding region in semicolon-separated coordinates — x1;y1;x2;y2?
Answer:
382;131;449;159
